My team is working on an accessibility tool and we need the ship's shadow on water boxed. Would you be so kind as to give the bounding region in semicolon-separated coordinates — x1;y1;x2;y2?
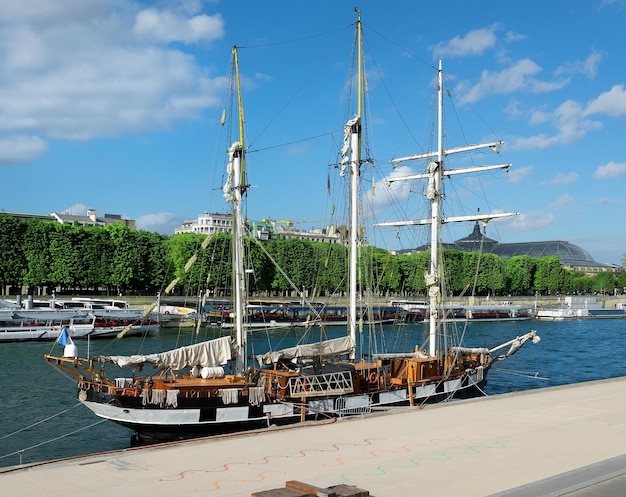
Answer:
1;318;626;468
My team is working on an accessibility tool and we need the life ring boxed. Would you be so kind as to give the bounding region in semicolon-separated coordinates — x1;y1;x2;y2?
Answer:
369;371;378;384
303;380;311;391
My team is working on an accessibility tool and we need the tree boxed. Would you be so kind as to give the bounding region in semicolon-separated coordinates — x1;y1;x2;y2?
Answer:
569;271;590;294
591;271;616;295
47;224;81;291
534;256;561;294
132;231;169;296
1;215;620;298
246;237;277;297
22;220;53;294
361;246;401;297
201;233;233;297
82;225;114;292
397;252;429;296
312;242;347;297
104;224;139;294
504;256;536;295
481;253;507;296
0;215;28;293
442;250;468;295
164;232;206;293
617;271;626;294
267;238;316;296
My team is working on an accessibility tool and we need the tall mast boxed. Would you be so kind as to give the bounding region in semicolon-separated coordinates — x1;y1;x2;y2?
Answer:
424;61;444;357
377;60;518;359
225;46;248;374
233;46;246;186
347;10;363;358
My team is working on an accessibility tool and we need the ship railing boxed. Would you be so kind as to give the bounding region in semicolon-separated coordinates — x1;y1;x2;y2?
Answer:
334;395;372;417
289;371;354;398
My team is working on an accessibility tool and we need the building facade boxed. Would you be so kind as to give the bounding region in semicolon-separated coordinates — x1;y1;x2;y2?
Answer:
174;212;233;235
174;213;346;244
2;209;135;229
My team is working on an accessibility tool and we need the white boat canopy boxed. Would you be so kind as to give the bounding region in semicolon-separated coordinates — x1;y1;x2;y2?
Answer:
255;336;355;366
96;336;235;370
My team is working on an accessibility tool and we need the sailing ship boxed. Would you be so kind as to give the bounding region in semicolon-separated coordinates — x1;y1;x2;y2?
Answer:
44;12;539;444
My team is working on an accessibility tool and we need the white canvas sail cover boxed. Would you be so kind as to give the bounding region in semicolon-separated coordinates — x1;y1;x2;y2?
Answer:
339;116;360;177
97;336;234;370
255;336;355;366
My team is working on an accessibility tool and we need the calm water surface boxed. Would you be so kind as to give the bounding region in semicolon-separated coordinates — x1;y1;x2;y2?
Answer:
1;318;625;468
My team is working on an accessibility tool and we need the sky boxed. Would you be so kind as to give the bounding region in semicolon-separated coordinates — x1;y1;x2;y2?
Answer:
1;0;626;265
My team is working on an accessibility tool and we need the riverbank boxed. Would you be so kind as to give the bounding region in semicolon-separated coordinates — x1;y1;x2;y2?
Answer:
4;377;626;496
3;318;626;469
4;292;625;311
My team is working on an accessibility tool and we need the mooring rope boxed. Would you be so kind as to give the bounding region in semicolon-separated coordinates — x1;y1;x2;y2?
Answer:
494;368;549;381
0;402;83;441
0;418;108;463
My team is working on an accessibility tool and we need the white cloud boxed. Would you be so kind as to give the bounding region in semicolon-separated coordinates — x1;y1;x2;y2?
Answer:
555;51;603;79
541;172;579;186
594;161;626;178
528;108;551;125
507;164;533;183
585;84;626;117
0;135;47;164
0;0;110;23
285;142;312;157
432;26;498;58
508;99;602;151
505;31;527;44
589;196;621;206
132;8;224;44
61;204;89;215
510;84;626;152
550;193;575;208
553;100;603;143
0;1;227;143
462;59;569;104
508;133;560;150
365;165;419;209
136;212;183;234
508;211;555;231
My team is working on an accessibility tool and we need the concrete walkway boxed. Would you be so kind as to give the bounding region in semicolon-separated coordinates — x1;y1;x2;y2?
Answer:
3;377;626;497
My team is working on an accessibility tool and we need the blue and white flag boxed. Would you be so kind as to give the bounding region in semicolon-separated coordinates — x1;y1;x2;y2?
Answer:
58;327;72;346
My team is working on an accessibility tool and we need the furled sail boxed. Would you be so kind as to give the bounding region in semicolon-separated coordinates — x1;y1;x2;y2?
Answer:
96;336;235;370
488;331;540;362
255;336;355;365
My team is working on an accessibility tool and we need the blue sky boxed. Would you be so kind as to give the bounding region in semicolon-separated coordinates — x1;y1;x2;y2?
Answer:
1;1;626;266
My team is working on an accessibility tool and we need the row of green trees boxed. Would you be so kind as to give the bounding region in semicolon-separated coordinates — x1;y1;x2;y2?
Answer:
1;215;624;298
0;215;170;296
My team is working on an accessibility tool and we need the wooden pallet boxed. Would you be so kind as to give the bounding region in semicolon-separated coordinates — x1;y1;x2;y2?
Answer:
251;480;369;497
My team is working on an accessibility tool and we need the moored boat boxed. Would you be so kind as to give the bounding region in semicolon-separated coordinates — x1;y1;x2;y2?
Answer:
219;303;405;329
0;311;159;342
0;297;160;342
537;296;625;319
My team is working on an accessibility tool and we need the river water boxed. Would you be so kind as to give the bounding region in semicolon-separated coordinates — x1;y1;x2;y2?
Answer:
2;318;625;469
